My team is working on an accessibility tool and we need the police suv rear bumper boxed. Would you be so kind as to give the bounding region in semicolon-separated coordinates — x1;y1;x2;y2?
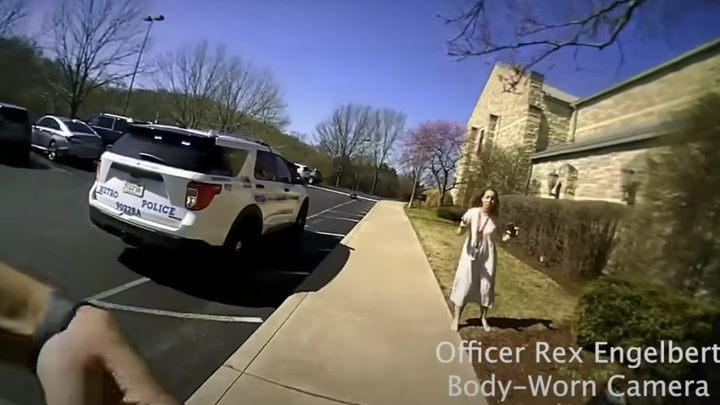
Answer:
89;206;209;250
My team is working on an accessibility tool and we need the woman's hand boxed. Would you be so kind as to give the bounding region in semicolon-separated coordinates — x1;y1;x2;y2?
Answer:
456;225;466;235
501;225;520;242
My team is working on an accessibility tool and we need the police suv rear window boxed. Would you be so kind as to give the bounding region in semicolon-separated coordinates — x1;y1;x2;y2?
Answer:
112;126;233;175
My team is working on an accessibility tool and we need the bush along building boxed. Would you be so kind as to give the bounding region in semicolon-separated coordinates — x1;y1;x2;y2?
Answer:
453;36;720;206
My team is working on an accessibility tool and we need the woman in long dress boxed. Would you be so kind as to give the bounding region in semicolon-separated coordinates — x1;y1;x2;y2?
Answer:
450;188;518;332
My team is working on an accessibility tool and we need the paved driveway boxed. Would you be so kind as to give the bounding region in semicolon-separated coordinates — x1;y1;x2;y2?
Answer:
0;154;374;405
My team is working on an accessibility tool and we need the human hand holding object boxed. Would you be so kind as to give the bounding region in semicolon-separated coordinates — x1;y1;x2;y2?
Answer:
0;262;179;405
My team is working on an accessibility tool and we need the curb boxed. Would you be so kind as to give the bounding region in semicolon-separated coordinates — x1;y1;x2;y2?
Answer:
186;201;382;405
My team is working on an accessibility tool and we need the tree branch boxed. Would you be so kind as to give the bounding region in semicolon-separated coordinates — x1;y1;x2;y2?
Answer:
442;0;650;86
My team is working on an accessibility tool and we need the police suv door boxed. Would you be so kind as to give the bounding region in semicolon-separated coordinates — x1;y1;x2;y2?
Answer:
270;153;300;223
253;150;286;228
277;155;305;219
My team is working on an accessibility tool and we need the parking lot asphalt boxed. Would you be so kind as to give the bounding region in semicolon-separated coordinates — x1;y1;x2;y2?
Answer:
0;154;375;405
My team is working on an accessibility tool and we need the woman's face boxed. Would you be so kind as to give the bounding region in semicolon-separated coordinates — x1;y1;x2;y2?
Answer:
481;190;497;212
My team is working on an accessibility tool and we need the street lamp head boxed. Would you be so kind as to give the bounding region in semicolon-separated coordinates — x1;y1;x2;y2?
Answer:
143;14;165;22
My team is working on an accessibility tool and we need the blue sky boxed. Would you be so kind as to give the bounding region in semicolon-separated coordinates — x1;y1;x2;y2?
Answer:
25;0;720;140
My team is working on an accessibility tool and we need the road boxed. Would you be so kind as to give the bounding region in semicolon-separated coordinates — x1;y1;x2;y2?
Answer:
0;154;374;405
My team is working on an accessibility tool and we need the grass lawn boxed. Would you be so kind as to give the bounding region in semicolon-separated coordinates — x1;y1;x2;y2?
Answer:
406;208;577;324
406;208;610;405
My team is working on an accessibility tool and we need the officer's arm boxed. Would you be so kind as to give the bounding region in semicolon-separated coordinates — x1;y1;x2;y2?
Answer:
0;262;52;366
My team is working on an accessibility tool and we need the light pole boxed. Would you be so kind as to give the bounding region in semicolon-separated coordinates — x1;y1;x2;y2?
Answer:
122;14;164;115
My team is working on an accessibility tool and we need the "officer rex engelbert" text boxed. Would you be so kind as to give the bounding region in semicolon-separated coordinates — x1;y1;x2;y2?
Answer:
436;340;720;368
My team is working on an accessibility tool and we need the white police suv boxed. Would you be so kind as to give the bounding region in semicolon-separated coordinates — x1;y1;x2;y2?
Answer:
88;124;309;256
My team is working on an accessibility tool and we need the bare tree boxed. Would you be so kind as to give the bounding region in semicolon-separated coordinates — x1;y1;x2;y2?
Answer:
398;136;428;206
0;0;29;37
442;0;718;88
42;0;148;117
213;56;287;132
316;104;374;187
156;40;226;128
156;40;287;131
368;108;406;194
290;131;309;142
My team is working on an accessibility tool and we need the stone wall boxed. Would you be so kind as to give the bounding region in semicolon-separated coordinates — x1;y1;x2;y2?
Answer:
542;96;573;148
453;64;540;205
573;48;720;140
531;146;648;203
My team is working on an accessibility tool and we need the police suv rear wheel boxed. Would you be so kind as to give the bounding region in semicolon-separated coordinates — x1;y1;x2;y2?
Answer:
223;215;262;265
287;201;309;248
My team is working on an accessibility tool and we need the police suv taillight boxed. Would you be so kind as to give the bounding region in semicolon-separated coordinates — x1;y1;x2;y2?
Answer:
185;182;221;211
95;161;101;181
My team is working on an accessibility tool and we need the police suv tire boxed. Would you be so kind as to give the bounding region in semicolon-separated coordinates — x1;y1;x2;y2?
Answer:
223;213;262;263
287;200;309;248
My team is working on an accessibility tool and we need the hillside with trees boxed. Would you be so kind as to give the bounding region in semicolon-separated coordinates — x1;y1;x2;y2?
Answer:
0;0;409;198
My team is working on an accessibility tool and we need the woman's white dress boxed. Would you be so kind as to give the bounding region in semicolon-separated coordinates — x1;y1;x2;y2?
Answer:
450;207;499;308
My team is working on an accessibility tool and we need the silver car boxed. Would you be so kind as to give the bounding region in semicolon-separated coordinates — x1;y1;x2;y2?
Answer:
32;115;104;161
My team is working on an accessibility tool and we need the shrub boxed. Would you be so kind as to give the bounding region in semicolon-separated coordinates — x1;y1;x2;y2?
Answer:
501;195;627;280
436;205;465;222
420;189;439;208
576;277;718;380
609;93;720;299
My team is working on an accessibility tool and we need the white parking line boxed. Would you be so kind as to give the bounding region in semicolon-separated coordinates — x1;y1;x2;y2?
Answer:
341;212;366;219
90;301;264;323
307;200;355;220
84;277;150;301
312;231;346;238
321;216;360;223
50;165;74;175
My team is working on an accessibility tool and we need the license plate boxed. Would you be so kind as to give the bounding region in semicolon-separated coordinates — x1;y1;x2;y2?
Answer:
123;181;145;197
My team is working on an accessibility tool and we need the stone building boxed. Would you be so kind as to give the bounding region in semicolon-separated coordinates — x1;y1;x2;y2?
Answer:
453;36;720;206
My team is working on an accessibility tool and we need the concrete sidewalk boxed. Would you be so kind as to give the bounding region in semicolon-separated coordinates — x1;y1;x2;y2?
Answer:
187;201;482;405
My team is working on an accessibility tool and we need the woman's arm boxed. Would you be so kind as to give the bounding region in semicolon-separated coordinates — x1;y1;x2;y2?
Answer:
0;262;52;366
456;210;472;235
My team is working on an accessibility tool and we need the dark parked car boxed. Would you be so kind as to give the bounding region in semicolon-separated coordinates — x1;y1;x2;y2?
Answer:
0;102;31;165
86;113;150;149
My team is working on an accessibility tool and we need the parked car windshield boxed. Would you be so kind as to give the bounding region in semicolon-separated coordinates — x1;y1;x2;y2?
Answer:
65;120;95;134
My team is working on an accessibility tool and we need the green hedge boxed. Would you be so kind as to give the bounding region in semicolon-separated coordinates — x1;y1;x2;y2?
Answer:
436;205;464;222
576;277;718;380
437;197;626;280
